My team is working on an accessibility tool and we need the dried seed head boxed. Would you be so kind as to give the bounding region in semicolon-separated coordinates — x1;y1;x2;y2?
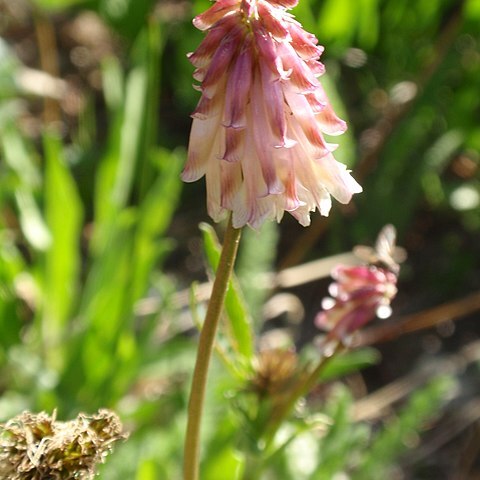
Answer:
0;409;127;480
250;348;299;398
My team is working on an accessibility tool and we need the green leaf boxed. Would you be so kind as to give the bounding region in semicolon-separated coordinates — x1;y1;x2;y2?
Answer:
99;0;156;39
101;56;125;113
112;66;148;209
318;0;357;45
466;0;480;19
0;39;20;98
237;222;278;324
31;0;92;10
0;231;25;347
94;64;148;248
357;0;380;48
15;189;51;251
59;210;139;409
131;147;183;301
1;123;41;189
135;459;159;480
318;348;381;382
311;385;369;479
202;409;244;480
41;132;83;343
200;223;254;361
202;446;244;480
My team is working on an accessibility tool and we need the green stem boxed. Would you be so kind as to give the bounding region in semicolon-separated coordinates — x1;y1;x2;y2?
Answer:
242;453;264;480
184;215;242;480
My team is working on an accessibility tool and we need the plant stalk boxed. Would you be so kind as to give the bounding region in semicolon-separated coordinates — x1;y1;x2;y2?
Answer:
242;453;264;480
184;215;242;480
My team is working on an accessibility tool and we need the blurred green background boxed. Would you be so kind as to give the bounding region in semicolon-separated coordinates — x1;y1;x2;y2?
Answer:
0;0;479;478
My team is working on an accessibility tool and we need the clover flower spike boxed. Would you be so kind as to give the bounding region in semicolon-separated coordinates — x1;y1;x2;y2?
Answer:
316;265;398;342
182;0;362;228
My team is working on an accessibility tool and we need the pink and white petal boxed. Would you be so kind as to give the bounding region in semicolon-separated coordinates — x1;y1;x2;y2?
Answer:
201;26;243;98
259;62;289;145
289;23;322;59
182;116;221;182
315;108;348;137
296;164;333;215
275;204;285;222
267;0;299;8
314;154;362;204
222;127;245;162
192;89;224;119
193;0;239;31
254;24;288;78
285;123;337;214
304;92;326;113
283;87;326;149
281;155;304;211
243;126;269;200
248;196;276;229
277;42;320;92
230;184;249;228
220;160;243;211
289;203;312;226
305;59;326;76
284;88;332;157
230;180;275;229
315;188;333;216
223;41;253;129
205;152;227;222
188;15;240;68
311;86;348;135
257;1;290;40
193;67;206;83
250;73;285;194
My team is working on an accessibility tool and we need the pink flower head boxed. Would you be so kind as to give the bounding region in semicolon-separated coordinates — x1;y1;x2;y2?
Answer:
182;0;362;229
315;265;398;342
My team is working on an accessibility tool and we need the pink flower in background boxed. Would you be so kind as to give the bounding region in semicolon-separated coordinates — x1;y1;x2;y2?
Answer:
182;0;362;229
316;225;404;342
315;265;398;342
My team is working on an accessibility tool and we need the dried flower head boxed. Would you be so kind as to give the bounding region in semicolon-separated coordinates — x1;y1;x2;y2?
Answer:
316;225;403;342
250;348;299;398
182;0;362;228
0;409;127;480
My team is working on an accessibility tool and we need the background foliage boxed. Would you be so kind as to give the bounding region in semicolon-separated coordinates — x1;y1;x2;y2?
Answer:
0;0;479;478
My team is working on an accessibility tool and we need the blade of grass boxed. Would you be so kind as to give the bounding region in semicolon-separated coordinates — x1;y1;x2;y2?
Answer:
131;147;183;301
41;132;83;350
15;189;51;251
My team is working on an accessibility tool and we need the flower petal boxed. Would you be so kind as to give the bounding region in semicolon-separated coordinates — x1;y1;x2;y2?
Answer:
222;39;253;129
193;0;239;31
